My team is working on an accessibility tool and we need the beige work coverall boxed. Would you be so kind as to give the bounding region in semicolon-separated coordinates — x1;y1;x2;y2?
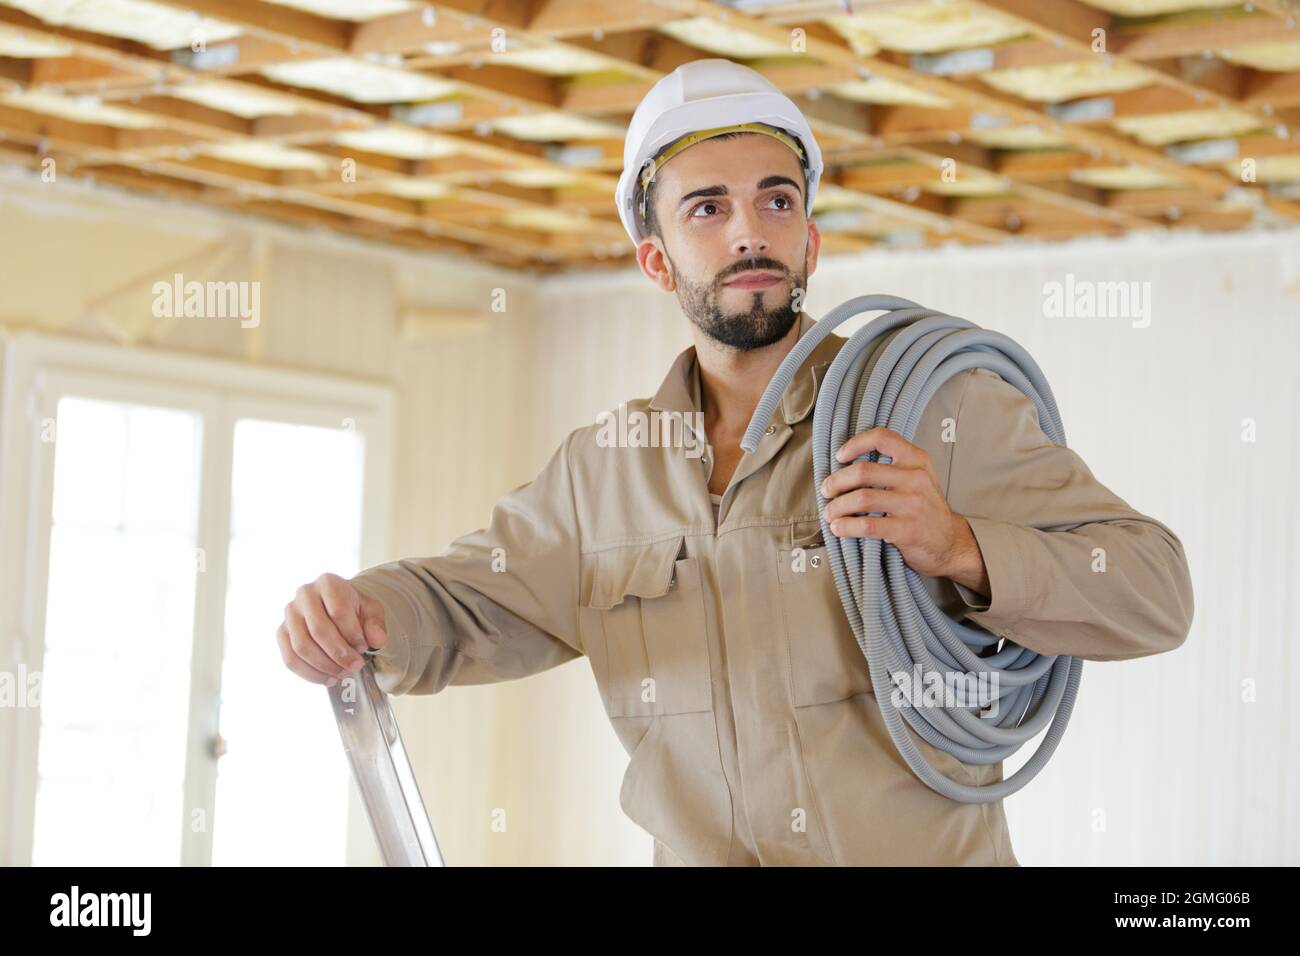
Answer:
349;311;1195;866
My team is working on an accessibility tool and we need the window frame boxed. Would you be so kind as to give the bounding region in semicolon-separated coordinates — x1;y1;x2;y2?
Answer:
0;332;394;866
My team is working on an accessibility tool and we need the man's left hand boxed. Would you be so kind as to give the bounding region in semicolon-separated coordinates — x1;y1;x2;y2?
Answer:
820;426;989;595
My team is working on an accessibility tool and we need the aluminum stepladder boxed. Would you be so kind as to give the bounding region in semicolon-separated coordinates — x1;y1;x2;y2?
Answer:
328;657;446;866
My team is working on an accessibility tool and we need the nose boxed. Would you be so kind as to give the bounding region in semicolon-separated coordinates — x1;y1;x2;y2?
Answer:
732;235;769;257
728;205;769;257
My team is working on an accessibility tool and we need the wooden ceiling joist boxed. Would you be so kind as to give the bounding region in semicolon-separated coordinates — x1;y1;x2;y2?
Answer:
0;0;1297;270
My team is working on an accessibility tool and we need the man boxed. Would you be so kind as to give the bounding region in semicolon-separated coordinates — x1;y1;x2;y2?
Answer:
277;60;1194;866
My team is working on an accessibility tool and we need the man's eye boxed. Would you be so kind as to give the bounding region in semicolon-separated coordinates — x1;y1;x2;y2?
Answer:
691;201;721;218
768;193;794;210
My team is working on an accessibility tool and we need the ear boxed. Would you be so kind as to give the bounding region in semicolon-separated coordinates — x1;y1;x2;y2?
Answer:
637;236;676;292
804;219;822;281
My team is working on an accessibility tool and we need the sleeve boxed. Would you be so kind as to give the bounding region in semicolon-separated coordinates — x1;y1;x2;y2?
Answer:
347;430;584;695
943;367;1195;662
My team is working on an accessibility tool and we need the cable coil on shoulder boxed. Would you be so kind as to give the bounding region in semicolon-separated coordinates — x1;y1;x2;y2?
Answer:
742;295;1083;803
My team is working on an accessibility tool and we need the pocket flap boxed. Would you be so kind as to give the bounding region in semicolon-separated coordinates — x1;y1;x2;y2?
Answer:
586;535;686;610
791;518;825;549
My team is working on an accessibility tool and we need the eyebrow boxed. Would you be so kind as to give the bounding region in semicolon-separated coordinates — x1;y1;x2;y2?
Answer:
677;174;803;209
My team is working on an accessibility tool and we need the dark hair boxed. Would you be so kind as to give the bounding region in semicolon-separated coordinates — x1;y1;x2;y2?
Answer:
632;130;810;242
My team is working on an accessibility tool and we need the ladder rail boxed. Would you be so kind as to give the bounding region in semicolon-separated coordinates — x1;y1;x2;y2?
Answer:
328;661;445;866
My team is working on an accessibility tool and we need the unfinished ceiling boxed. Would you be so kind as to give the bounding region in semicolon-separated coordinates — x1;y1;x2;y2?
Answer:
1;0;1299;272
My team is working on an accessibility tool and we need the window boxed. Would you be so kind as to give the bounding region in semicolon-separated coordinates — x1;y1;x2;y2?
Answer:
0;336;393;866
33;398;202;866
212;417;365;867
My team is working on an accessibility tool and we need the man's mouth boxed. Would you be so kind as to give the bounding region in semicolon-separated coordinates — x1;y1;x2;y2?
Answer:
723;271;783;289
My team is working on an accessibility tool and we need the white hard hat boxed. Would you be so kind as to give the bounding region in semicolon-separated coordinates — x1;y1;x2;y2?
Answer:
615;58;823;247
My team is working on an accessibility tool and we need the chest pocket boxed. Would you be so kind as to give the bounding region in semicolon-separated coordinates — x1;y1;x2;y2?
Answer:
583;535;713;718
776;523;876;706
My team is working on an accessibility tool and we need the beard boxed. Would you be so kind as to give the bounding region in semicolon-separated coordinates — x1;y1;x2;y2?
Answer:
668;254;804;352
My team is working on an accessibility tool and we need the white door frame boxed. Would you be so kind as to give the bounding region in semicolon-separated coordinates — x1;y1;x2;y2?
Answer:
0;332;393;865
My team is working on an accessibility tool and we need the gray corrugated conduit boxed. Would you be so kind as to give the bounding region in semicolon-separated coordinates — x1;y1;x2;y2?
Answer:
742;295;1082;803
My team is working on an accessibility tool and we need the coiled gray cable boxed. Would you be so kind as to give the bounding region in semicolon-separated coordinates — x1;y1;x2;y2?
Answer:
742;295;1082;803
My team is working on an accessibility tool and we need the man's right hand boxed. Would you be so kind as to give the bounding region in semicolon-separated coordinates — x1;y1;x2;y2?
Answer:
277;572;388;686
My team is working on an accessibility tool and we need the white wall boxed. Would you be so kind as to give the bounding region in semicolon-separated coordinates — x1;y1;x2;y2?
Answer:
4;165;1298;864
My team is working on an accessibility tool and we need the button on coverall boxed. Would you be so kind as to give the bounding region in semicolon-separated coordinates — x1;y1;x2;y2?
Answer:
349;311;1195;866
